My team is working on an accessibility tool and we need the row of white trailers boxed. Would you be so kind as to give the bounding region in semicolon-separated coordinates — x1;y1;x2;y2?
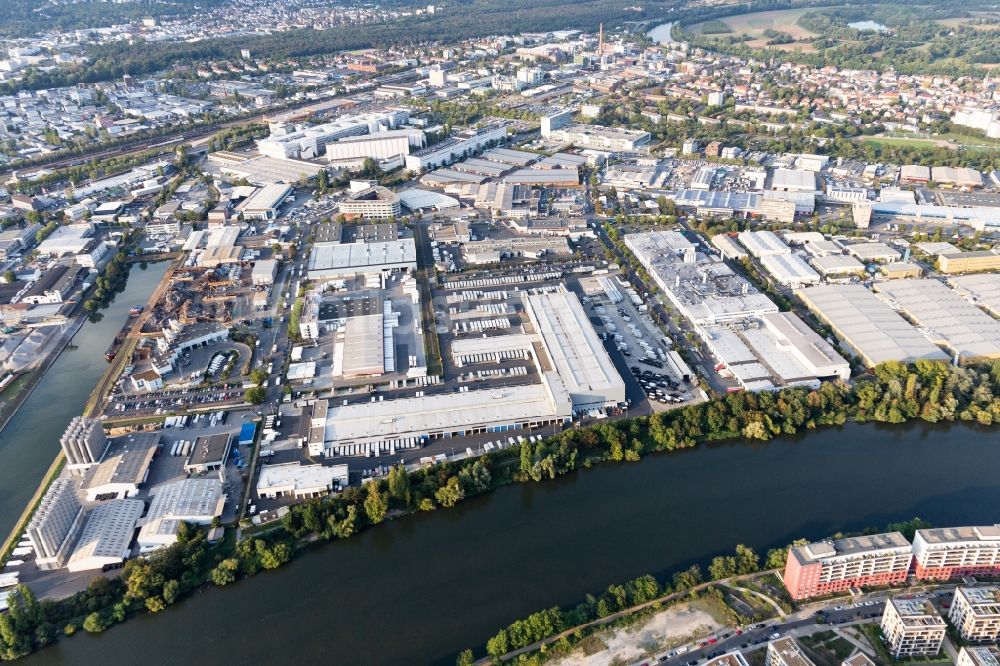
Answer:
329;438;423;457
453;317;511;334
445;271;562;290
453;348;530;367
170;440;193;457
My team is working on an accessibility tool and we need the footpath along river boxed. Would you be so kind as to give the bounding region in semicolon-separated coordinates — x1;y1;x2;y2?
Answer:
25;420;1000;666
0;262;170;541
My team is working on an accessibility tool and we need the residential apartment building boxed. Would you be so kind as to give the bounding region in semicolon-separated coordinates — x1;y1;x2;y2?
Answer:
783;532;912;600
766;638;815;666
880;597;946;658
949;586;1000;643
957;646;1000;666
912;525;1000;580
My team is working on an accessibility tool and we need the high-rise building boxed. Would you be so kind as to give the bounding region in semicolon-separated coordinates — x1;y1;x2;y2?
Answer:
60;416;108;472
880;597;946;658
26;479;83;569
950;586;1000;643
782;532;912;600
912;525;1000;580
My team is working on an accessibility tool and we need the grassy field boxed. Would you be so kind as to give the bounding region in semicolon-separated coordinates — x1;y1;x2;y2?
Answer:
863;136;939;149
689;7;831;52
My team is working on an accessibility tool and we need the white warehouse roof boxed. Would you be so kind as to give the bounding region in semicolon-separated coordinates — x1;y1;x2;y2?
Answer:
523;290;626;410
66;499;144;572
797;284;949;366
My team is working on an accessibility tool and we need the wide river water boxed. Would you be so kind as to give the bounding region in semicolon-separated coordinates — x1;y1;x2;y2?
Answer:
0;261;170;540
25;420;1000;665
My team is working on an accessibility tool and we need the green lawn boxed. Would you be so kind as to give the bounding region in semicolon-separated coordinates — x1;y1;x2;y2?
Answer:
863;136;938;149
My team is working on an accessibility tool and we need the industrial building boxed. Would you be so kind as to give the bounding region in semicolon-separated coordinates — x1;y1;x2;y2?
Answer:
251;259;278;286
184;433;232;475
338;186;402;220
137;478;226;553
880;597;946;658
315;378;573;457
257;463;349;499
404;123;509;171
236;183;292;221
60;416;109;473
257;109;411;159
796;284;949;366
738;231;791;258
811;254;865;276
782;532;912;600
711;234;747;260
83;432;159;501
874;279;1000;361
844;242;900;263
462;237;570;264
759;252;821;288
949;586;1000;643
544;123;650;151
26;479;84;570
770;168;817;193
939;250;1000;274
951;275;1000;317
66;498;145;572
307;238;416;281
912;525;1000;580
765;638;814;666
522;290;626;410
626;231;778;327
325;130;425;163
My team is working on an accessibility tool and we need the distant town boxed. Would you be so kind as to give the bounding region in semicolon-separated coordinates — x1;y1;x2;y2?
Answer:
0;0;998;662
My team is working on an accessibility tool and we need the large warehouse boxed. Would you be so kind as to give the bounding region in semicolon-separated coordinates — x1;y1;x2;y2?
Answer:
315;288;626;457
797;284;949;366
874;279;1000;361
307;238;416;281
66;499;145;572
522;290;626;410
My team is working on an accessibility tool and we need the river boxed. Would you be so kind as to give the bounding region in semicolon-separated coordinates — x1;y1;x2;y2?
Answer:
648;21;680;46
26;421;1000;665
0;262;170;540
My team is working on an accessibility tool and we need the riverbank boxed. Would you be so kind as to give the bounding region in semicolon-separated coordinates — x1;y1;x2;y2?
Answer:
14;418;1000;666
4;361;1000;663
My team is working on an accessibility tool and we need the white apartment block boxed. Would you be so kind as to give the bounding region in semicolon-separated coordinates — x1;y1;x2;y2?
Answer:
912;525;1000;580
950;586;1000;643
880;598;946;658
766;638;815;666
958;646;1000;666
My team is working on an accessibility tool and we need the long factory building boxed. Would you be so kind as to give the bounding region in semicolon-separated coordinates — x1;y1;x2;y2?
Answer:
625;231;847;390
314;289;625;457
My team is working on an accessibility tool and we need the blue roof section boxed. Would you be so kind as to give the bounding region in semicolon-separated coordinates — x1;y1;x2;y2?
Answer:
239;422;257;444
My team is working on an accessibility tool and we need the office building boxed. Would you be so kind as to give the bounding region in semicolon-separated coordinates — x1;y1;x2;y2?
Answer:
949;586;1000;643
26;479;84;570
880;597;946;658
60;416;109;473
338;186;402;219
782;532;912;600
766;638;815;666
913;525;1000;580
540;109;573;137
939;251;1000;274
